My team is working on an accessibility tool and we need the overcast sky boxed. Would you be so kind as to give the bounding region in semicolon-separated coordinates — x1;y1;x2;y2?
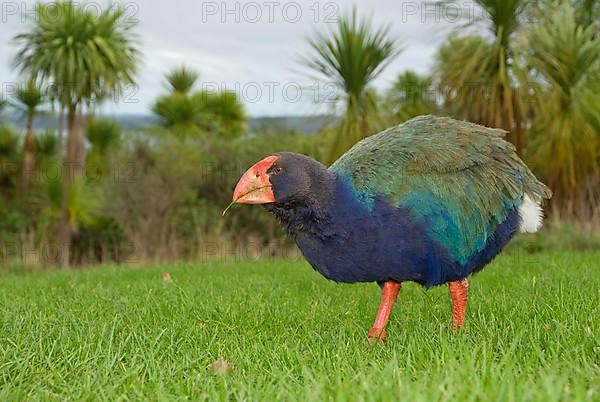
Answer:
0;1;465;117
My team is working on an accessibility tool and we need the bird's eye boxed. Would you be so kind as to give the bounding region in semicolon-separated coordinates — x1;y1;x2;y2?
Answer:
274;167;283;174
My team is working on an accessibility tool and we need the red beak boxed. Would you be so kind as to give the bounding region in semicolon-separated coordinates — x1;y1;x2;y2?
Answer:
231;155;277;204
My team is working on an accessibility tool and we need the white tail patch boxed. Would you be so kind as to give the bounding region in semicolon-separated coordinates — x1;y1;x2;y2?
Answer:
519;194;544;233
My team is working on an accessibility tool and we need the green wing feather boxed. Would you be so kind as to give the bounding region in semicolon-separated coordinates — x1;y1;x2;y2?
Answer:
330;115;552;263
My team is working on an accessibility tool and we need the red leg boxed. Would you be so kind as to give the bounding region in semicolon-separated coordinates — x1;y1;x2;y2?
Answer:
368;281;401;343
449;278;469;330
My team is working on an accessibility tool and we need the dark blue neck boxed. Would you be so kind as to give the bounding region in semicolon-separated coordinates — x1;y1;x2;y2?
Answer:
263;171;341;241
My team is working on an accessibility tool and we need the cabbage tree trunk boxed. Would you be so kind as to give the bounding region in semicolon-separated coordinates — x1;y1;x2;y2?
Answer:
56;105;78;267
21;112;35;187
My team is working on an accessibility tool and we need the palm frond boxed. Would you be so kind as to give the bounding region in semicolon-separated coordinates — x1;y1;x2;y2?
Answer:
524;4;600;216
13;1;141;108
166;66;199;94
12;80;43;114
302;7;402;163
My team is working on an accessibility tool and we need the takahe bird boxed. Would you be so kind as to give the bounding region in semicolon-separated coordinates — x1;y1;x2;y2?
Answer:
229;115;551;341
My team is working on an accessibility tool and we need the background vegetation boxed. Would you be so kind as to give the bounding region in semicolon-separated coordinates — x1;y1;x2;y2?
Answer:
0;1;598;268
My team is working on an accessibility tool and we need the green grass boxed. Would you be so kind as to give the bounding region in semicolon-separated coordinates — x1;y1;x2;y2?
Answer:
0;252;598;401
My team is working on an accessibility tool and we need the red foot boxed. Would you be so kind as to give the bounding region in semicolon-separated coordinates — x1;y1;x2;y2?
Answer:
367;328;387;344
451;320;463;332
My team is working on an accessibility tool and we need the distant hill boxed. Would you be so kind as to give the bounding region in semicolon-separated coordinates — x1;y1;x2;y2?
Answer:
2;113;334;136
3;113;159;132
249;115;333;135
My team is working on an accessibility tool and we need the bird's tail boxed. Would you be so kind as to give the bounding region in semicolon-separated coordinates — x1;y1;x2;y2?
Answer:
519;194;544;233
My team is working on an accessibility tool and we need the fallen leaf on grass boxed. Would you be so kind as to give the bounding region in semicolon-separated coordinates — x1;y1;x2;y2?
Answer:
209;357;235;376
162;272;172;283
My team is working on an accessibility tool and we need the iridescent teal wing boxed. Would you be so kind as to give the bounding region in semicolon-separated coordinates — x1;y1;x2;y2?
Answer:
330;115;551;263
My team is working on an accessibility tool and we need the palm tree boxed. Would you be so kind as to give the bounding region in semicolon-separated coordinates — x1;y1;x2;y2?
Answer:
153;92;204;136
0;97;7;126
153;66;202;136
166;66;199;95
12;80;43;187
87;118;122;164
0;127;20;194
303;8;402;163
433;0;530;155
198;91;246;138
524;4;600;220
153;66;246;138
386;71;437;123
35;130;58;162
13;1;140;266
570;0;600;31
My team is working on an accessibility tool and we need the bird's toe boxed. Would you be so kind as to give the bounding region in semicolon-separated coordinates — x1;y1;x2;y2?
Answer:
367;328;386;344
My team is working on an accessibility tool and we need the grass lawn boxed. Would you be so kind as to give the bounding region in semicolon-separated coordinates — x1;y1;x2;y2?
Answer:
0;251;598;401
